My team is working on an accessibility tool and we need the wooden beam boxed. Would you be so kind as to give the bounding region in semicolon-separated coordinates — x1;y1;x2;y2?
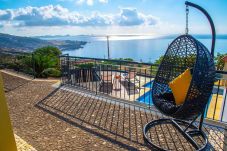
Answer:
0;73;17;151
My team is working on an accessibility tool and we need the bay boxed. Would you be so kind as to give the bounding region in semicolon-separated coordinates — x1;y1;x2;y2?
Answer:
41;35;227;63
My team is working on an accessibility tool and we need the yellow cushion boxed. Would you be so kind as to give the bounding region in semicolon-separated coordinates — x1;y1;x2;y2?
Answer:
169;69;192;105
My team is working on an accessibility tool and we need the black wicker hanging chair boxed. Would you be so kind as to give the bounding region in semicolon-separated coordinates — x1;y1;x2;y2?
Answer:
143;1;216;151
152;34;215;119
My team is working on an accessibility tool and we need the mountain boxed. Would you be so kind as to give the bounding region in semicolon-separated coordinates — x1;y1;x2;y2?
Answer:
0;33;87;52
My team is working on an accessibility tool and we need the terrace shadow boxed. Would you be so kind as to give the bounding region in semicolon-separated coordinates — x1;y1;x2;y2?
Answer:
35;85;224;151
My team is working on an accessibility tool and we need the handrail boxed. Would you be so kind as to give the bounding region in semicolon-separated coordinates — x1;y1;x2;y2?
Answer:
185;1;216;57
59;55;158;66
60;55;227;74
216;70;227;74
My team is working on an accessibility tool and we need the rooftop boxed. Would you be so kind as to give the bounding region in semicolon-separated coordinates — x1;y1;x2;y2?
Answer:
1;70;226;151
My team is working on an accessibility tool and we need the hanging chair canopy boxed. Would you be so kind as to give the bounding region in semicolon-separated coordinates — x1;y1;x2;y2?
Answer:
152;34;216;120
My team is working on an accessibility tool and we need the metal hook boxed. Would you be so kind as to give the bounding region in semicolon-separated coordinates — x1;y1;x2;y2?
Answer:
185;5;189;34
185;1;216;57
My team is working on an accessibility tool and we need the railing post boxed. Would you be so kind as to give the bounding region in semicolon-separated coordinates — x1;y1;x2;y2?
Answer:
59;55;62;85
67;55;70;84
151;65;153;77
221;87;227;122
120;61;122;98
213;79;221;120
199;111;205;130
107;36;110;59
95;60;98;95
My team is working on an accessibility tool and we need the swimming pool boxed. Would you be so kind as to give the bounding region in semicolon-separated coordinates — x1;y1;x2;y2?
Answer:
137;81;153;105
143;81;153;88
138;81;222;119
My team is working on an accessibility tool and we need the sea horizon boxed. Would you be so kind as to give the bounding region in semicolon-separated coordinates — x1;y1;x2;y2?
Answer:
40;34;227;63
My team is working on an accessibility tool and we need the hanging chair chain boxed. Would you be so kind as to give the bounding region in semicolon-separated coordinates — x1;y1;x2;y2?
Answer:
185;5;189;34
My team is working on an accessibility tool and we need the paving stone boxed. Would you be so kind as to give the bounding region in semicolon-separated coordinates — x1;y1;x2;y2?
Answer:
1;71;225;151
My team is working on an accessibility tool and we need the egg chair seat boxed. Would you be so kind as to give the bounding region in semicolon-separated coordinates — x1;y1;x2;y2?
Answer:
155;92;180;115
151;34;215;120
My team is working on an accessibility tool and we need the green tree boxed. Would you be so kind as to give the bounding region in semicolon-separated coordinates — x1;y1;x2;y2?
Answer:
122;58;134;62
154;56;164;64
154;52;227;70
215;53;227;70
154;54;196;67
76;63;94;69
34;46;61;56
32;46;61;77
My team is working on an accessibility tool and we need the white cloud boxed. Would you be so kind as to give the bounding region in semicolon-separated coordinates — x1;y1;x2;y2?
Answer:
86;0;94;6
99;0;108;3
0;5;158;27
114;8;158;26
0;9;13;20
76;0;107;6
76;0;85;5
117;8;145;26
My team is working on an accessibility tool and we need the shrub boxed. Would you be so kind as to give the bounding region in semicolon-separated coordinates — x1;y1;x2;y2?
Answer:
31;46;61;77
215;53;227;70
41;68;61;78
76;63;94;69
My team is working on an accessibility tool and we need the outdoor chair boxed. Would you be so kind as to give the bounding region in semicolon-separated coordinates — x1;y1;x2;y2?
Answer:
99;71;113;94
143;1;216;150
121;71;141;94
123;71;140;83
122;71;141;89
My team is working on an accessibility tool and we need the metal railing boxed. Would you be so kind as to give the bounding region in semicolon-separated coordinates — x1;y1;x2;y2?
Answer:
206;70;227;123
60;55;227;124
60;55;158;104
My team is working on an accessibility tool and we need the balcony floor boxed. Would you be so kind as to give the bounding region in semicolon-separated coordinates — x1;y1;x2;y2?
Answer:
1;71;226;151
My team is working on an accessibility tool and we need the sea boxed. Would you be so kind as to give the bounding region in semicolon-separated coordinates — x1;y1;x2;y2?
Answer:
40;35;227;63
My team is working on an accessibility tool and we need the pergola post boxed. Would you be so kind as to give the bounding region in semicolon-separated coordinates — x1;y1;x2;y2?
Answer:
0;73;17;151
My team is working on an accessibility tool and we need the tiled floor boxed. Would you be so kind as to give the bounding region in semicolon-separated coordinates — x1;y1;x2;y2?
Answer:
37;85;226;150
15;135;37;151
2;70;226;151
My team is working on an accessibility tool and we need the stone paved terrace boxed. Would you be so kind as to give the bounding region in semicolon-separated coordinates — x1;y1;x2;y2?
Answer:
1;70;227;151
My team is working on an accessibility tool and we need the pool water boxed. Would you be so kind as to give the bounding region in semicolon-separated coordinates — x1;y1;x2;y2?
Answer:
137;81;153;105
138;81;222;119
143;81;153;88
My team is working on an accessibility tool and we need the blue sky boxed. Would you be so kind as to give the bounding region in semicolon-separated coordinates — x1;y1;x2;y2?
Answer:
0;0;226;36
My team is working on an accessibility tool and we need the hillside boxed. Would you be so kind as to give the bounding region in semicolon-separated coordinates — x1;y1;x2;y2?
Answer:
0;33;87;52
